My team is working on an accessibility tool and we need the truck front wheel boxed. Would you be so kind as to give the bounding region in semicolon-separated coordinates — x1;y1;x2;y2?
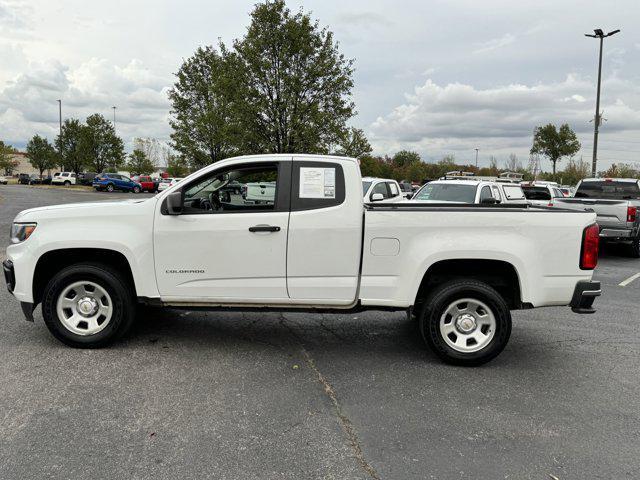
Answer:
41;262;135;348
418;280;511;366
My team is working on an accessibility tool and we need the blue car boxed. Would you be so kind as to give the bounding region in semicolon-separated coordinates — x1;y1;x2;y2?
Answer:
93;173;142;193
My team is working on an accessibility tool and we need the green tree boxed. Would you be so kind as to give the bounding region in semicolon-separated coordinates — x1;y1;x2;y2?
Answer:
391;150;421;168
336;127;372;158
0;141;19;174
82;113;125;173
232;0;355;154
166;154;190;177
56;119;87;174
599;163;640;179
26;135;57;177
530;123;581;174
126;149;155;175
169;46;238;170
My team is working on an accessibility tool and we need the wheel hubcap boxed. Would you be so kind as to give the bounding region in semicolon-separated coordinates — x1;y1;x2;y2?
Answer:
56;281;113;336
440;298;496;353
455;314;477;333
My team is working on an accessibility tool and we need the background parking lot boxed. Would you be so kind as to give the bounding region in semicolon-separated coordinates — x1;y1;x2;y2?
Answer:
1;185;639;479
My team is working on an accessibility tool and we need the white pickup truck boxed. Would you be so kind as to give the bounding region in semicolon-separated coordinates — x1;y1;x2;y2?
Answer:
4;154;601;365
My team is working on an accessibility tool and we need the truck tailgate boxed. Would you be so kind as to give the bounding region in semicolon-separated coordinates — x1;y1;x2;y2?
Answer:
556;198;629;228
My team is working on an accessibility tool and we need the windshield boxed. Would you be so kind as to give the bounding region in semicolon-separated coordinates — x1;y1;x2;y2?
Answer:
413;183;477;203
575;181;640;199
362;181;372;196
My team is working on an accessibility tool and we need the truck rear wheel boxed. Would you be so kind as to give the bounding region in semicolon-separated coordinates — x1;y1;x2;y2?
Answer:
418;280;511;366
41;262;135;348
629;238;640;258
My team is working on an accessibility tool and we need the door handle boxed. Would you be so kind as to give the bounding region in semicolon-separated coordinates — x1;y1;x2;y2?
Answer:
249;225;281;232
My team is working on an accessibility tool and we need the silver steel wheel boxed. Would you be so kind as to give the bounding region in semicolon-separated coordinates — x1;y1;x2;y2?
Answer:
439;298;496;353
56;281;113;336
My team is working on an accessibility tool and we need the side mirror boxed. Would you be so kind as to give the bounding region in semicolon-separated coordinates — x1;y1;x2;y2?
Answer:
480;197;500;205
166;191;183;215
370;193;384;202
405;193;413;200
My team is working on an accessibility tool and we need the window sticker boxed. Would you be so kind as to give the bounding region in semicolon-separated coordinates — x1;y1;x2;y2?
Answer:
299;167;336;199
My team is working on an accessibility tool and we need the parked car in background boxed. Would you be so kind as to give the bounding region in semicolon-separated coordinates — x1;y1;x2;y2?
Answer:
157;177;183;192
244;181;276;204
77;172;97;186
554;178;640;257
0;176;8;185
411;179;527;205
27;174;43;185
18;173;31;185
520;182;565;207
51;172;77;186
362;177;404;203
398;181;417;198
93;173;142;193
132;175;158;193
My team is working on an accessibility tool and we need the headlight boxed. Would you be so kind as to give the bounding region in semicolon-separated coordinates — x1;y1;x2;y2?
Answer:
10;223;37;244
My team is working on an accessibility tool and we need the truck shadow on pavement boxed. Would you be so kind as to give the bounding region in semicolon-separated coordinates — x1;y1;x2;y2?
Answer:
124;306;549;369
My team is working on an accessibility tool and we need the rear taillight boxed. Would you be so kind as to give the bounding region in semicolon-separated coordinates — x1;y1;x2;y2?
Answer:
580;223;599;270
627;206;637;223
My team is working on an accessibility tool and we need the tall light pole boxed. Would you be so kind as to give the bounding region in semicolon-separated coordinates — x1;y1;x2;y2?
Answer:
474;148;479;168
57;99;63;170
112;106;117;134
585;28;620;177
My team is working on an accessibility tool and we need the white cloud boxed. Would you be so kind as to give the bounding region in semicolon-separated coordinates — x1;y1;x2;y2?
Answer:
0;57;171;148
369;74;640;167
473;33;516;54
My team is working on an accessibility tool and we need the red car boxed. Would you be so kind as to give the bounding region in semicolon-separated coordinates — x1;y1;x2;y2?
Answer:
132;175;158;193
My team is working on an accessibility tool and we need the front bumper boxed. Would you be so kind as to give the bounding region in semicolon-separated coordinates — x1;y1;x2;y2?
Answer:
570;280;601;314
3;259;15;292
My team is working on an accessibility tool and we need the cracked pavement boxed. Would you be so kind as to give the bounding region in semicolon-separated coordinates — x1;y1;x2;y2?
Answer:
1;185;639;479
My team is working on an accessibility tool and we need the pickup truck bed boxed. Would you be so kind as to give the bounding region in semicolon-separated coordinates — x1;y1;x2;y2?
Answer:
4;154;601;366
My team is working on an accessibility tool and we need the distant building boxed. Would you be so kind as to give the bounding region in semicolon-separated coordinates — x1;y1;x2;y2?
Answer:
6;151;54;176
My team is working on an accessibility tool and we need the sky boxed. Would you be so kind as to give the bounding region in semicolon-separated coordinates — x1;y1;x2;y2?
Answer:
1;0;639;170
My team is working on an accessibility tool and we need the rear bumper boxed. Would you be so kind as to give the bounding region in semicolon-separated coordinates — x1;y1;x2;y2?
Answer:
570;280;601;314
600;228;633;238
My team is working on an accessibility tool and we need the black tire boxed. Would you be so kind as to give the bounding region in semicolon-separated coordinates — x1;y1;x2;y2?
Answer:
629;237;640;258
418;279;511;366
106;183;114;192
64;180;71;186
132;186;141;194
41;262;135;348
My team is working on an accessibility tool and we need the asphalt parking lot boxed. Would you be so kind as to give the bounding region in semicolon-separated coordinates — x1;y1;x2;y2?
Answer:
1;185;639;480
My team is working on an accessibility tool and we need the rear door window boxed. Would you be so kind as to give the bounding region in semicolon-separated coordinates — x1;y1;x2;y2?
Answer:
575;181;640;199
502;185;525;200
372;181;390;199
388;182;399;197
479;186;493;201
522;186;551;200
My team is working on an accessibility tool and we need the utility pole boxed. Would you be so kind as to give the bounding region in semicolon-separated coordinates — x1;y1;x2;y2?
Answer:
112;106;117;134
585;28;620;177
57;99;63;170
474;148;479;168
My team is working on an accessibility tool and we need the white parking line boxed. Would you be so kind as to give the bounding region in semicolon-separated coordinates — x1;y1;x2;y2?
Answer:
619;272;640;287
